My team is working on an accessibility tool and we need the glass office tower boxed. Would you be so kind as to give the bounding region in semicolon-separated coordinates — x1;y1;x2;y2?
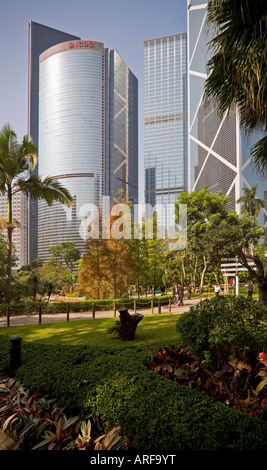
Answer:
38;40;138;261
144;34;187;209
188;1;266;225
38;41;104;260
28;21;80;262
105;49;138;204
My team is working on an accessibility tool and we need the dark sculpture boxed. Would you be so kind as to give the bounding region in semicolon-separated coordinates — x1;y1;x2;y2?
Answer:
118;308;144;340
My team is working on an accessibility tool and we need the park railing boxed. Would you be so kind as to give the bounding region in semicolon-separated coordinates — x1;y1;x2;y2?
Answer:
0;296;174;327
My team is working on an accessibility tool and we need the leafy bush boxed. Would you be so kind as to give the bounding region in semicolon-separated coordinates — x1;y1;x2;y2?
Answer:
175;295;267;370
0;338;265;450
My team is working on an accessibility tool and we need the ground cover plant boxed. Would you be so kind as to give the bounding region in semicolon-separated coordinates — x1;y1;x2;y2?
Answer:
0;376;127;450
149;346;267;420
0;306;267;450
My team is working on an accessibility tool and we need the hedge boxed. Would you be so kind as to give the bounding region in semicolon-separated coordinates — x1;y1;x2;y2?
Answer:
0;336;266;451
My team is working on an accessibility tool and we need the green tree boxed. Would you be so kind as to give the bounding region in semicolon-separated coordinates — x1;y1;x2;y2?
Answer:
204;211;267;304
38;261;73;300
236;185;267;217
0;124;73;303
12;258;43;300
204;0;267;172
175;187;230;292
135;215;167;294
48;242;80;272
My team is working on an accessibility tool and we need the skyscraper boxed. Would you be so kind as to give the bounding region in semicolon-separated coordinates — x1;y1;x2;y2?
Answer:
37;39;138;262
28;21;80;263
144;33;187;210
187;1;266;225
27;22;138;263
105;49;138;204
0;191;28;268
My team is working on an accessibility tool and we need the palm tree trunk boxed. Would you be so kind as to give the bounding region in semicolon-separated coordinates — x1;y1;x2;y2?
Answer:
5;185;13;303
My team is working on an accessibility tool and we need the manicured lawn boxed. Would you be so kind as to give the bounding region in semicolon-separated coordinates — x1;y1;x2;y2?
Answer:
0;314;180;348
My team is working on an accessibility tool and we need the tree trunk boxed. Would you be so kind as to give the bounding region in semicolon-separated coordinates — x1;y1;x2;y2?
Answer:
191;257;198;292
5;186;13;303
181;255;187;285
5;225;12;303
258;280;267;305
199;255;207;294
118;308;144;340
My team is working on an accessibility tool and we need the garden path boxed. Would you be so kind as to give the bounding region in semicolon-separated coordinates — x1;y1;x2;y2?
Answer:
0;297;202;328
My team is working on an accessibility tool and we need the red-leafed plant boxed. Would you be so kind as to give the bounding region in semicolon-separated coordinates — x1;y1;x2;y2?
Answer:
149;347;267;420
0;376;127;450
150;346;204;390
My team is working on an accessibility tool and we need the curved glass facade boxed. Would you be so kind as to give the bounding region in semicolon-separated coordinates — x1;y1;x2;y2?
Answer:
38;41;104;260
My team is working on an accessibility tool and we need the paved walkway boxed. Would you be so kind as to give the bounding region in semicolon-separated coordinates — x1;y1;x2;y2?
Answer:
0;297;202;328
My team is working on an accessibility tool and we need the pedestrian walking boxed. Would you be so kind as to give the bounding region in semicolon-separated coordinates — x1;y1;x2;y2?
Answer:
187;284;192;300
173;284;178;305
247;281;253;298
214;282;220;296
177;283;184;306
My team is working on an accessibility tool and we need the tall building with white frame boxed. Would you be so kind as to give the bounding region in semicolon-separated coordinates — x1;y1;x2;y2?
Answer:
187;1;266;226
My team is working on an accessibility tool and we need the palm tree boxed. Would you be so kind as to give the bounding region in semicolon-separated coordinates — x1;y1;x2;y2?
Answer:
204;0;267;173
236;185;267;217
0;123;73;303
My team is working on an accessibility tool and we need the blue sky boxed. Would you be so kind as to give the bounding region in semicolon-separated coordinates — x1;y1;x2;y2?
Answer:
0;0;187;200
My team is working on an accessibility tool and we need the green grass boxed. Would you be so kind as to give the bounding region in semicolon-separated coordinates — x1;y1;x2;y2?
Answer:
0;313;180;348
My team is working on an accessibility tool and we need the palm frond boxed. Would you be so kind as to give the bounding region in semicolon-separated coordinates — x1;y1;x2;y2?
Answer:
0;124;37;180
0;216;7;230
204;0;267;134
0;124;18;156
0;217;20;230
15;175;73;207
250;135;267;176
17;135;37;172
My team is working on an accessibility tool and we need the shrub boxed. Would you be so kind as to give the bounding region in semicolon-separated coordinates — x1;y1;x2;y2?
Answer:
0;339;265;450
175;295;267;370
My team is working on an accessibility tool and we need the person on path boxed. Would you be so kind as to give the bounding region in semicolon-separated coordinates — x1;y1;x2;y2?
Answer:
187;284;192;300
173;284;178;305
214;282;220;296
247;281;253;298
177;283;184;306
